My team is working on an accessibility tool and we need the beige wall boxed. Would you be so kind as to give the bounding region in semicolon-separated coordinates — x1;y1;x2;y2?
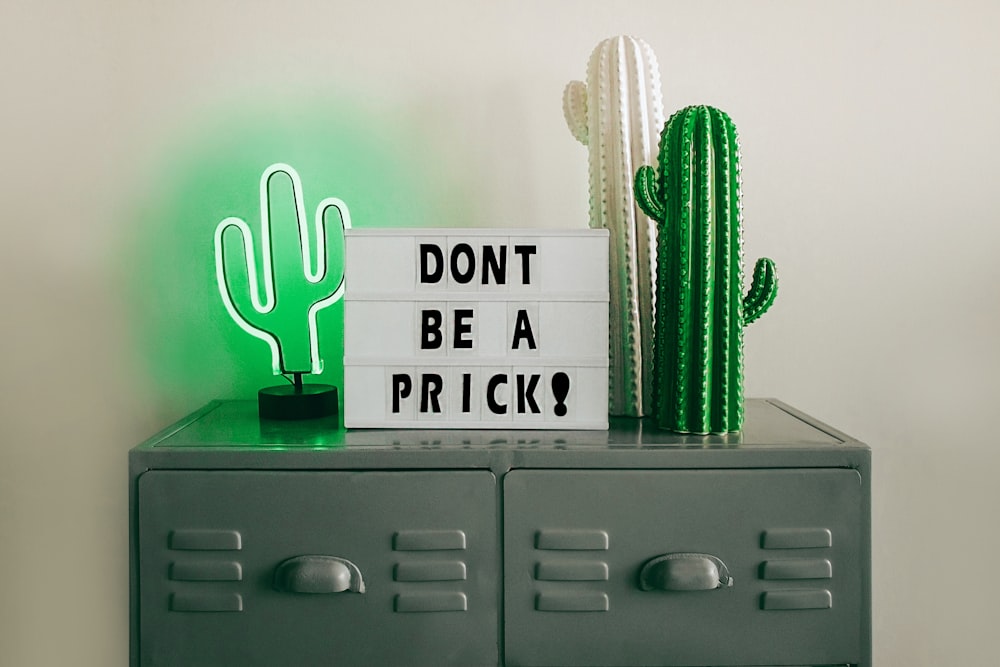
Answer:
3;1;998;664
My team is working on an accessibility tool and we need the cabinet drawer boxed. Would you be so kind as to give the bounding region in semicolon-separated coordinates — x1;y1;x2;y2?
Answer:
138;470;498;667
503;469;863;667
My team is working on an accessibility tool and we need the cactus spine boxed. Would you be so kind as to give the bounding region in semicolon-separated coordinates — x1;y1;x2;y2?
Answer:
635;106;777;433
214;163;351;375
564;36;664;418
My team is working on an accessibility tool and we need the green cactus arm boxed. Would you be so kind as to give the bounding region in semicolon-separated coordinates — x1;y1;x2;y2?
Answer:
743;257;778;325
301;197;351;374
563;80;589;145
634;165;665;221
215;217;283;373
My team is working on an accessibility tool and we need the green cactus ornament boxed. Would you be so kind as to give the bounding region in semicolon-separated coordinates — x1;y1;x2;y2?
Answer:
564;35;664;418
635;106;777;433
214;163;351;376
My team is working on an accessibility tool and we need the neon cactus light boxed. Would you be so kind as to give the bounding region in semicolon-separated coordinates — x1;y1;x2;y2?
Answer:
635;105;778;434
214;163;351;376
564;35;664;417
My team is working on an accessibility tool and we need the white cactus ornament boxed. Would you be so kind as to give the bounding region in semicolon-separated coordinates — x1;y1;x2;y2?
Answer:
564;35;664;417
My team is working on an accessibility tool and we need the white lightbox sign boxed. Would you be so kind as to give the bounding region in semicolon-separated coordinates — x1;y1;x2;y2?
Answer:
343;229;609;429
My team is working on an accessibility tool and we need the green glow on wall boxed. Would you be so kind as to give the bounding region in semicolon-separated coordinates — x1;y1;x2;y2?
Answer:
214;163;351;375
123;93;459;408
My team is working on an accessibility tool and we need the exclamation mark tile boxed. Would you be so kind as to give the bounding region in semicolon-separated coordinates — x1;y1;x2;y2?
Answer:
547;368;575;421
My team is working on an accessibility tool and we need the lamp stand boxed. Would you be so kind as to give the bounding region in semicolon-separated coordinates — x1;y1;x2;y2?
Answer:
258;372;339;420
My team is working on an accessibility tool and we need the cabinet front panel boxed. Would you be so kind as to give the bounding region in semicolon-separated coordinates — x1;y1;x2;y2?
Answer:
138;470;497;667
504;469;863;667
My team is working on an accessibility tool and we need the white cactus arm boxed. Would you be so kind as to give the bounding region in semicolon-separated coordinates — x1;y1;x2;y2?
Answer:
563;80;589;145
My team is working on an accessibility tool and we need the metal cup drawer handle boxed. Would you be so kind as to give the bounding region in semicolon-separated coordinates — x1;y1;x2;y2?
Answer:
639;553;733;591
273;555;366;594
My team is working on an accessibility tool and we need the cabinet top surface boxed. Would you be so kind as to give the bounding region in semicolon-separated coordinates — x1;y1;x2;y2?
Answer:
135;399;864;453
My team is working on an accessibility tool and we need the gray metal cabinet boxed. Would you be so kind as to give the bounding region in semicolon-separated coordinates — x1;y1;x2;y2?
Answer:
130;399;871;667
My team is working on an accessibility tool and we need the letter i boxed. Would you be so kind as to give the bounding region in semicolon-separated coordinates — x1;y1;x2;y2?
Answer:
462;373;472;413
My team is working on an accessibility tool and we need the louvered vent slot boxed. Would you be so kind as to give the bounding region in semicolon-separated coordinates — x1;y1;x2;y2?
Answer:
534;529;610;612
759;527;833;612
393;530;469;613
167;529;244;613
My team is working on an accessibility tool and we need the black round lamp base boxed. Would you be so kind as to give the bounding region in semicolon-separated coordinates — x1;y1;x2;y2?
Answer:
258;384;339;421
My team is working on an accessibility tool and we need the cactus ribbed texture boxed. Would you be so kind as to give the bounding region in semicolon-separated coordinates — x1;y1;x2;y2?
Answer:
214;163;351;375
635;106;777;433
563;35;664;417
